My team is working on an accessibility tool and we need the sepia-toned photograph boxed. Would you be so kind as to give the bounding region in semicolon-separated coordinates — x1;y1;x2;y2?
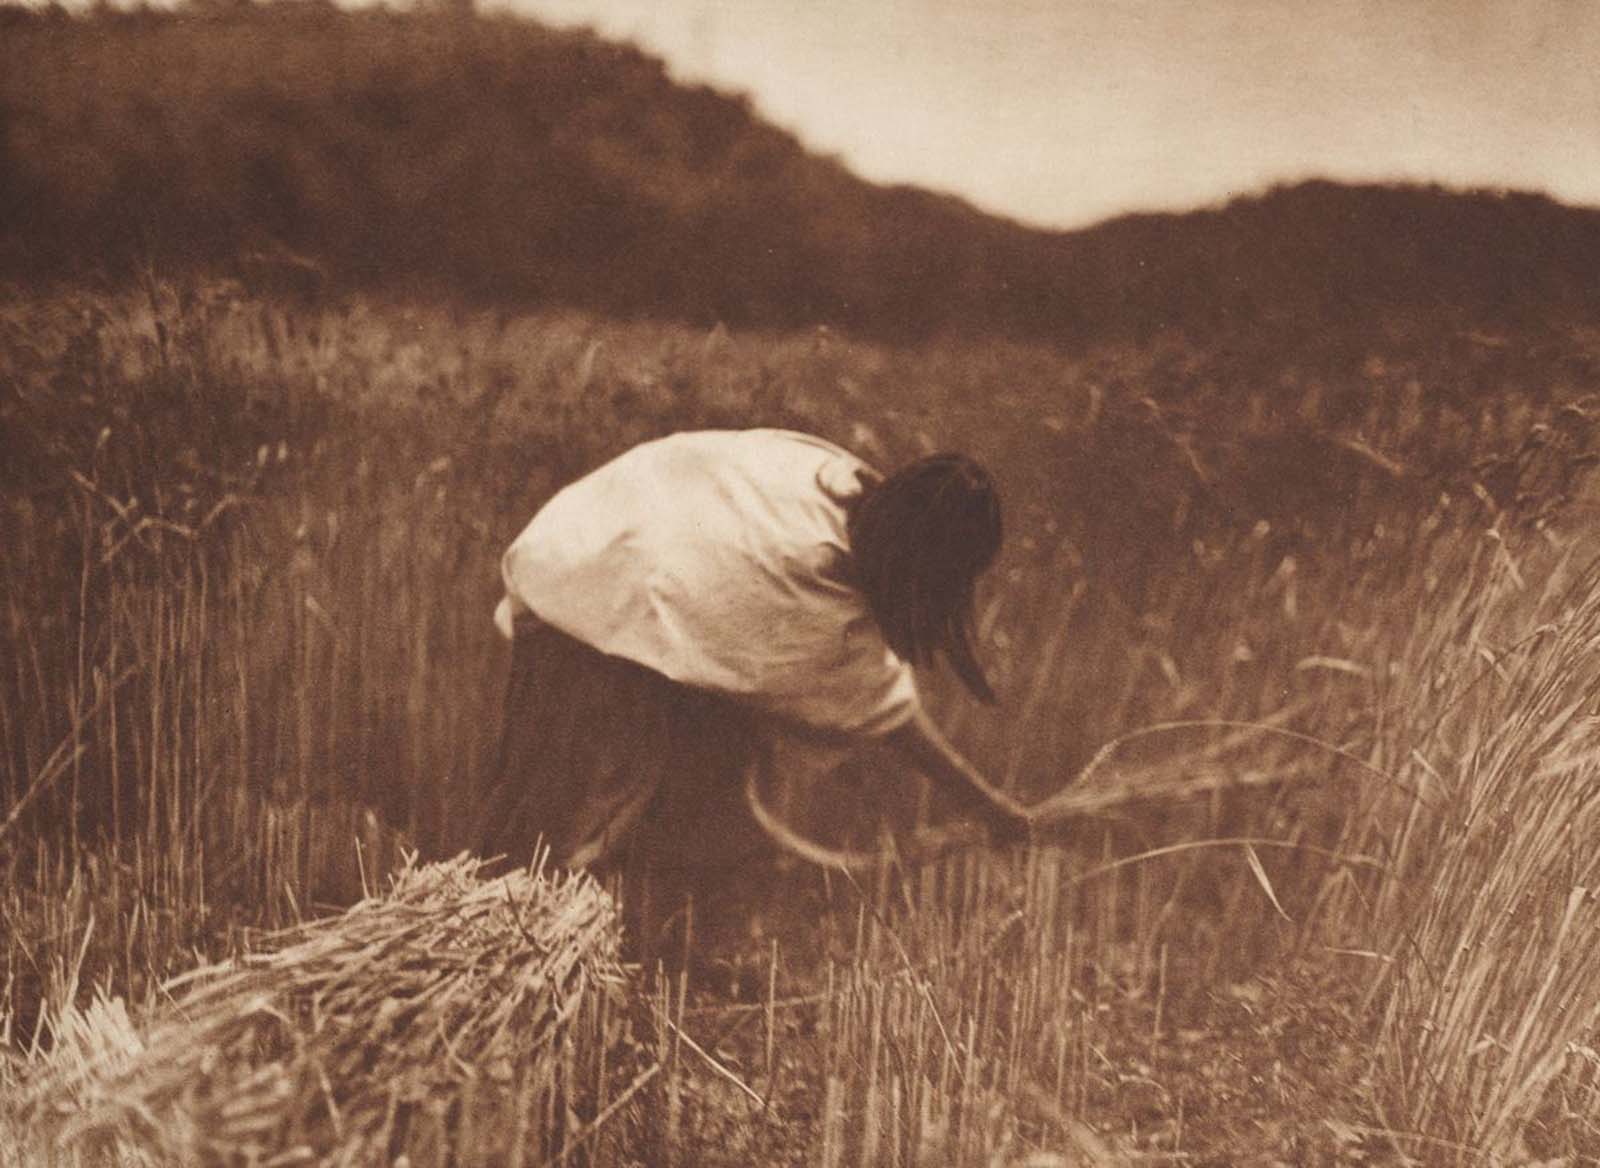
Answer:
4;0;1600;1162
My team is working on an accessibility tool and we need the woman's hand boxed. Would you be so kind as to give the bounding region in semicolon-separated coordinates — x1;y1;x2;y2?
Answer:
884;707;1035;847
986;801;1035;848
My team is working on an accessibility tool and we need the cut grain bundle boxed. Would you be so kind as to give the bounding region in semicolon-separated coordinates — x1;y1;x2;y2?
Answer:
7;853;628;1167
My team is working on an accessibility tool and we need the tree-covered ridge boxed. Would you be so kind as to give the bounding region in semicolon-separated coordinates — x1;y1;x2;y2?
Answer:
5;1;1600;343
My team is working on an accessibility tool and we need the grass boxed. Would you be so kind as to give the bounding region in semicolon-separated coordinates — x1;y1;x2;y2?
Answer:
1365;541;1600;1160
6;276;1600;1162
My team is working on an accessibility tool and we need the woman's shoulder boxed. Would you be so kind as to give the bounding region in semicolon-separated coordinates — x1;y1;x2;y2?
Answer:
646;428;864;464
742;428;861;462
636;428;870;498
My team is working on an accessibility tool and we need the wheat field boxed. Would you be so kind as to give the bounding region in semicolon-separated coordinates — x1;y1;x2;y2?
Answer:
6;279;1600;1164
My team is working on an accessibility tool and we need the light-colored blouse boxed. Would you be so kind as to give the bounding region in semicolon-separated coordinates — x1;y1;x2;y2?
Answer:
496;429;919;736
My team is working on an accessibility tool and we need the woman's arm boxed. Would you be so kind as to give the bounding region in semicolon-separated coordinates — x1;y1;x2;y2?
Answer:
883;708;1033;843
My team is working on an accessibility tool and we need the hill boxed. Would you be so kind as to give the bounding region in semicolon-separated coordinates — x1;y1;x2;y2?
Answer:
4;1;1600;343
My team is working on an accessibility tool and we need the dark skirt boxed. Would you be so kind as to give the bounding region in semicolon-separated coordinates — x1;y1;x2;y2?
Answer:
475;617;773;881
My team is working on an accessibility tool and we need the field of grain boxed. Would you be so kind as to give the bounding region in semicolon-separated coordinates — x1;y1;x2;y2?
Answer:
6;278;1600;1164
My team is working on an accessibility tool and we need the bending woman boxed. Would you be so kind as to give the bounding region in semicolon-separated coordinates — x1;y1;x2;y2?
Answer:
476;429;1031;926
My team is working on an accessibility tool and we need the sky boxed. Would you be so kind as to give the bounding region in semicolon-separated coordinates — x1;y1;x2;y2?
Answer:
497;0;1600;231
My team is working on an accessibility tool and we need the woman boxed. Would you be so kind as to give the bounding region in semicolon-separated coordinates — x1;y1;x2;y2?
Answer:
477;428;1030;943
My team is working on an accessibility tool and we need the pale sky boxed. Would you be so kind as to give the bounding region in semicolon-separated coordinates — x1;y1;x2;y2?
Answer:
498;0;1600;230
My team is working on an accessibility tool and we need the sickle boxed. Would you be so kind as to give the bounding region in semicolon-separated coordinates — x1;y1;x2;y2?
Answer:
742;761;984;872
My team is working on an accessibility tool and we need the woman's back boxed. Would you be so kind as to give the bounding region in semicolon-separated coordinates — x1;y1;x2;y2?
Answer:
497;429;917;735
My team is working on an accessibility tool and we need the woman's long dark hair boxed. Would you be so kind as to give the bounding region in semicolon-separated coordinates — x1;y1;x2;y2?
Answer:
845;453;1003;703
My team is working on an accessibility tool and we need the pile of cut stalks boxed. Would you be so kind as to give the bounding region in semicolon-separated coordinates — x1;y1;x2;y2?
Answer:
2;854;626;1168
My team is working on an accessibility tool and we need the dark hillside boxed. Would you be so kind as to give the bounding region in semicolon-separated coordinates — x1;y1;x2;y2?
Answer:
5;1;1600;343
